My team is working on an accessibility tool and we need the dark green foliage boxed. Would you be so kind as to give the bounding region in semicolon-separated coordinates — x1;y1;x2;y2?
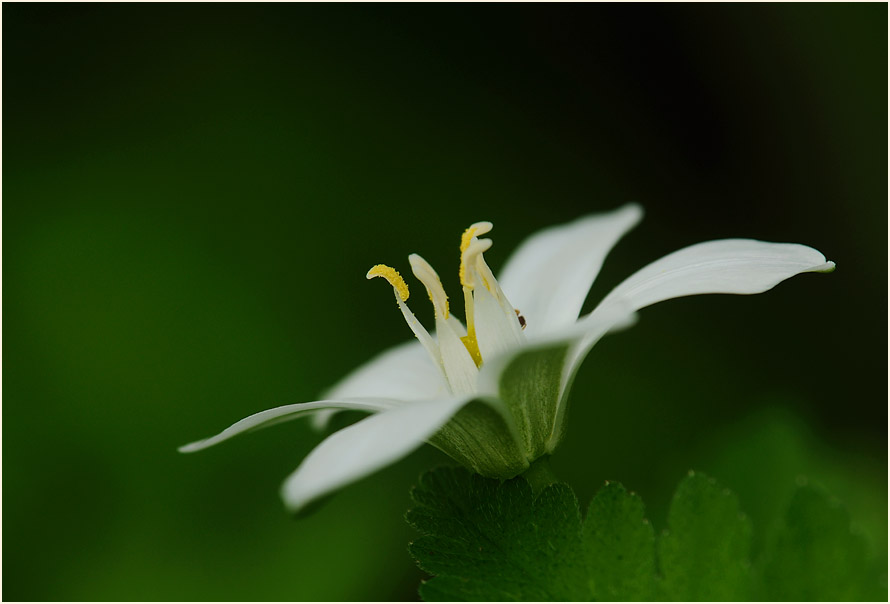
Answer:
657;471;752;600
583;482;656;601
408;468;885;602
756;482;885;601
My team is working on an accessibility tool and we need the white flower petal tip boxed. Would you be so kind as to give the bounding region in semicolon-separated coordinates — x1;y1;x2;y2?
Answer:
279;397;472;514
613;201;644;224
595;239;836;314
813;260;836;273
178;441;209;454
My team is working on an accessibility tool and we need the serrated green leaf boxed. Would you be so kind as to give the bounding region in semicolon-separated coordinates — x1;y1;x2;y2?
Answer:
658;471;752;601
756;482;886;601
406;467;589;601
583;481;656;601
407;467;882;602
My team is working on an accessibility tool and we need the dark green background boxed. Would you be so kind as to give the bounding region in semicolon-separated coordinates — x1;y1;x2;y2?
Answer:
4;4;886;600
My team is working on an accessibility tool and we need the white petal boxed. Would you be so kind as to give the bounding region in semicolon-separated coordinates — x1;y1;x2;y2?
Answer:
497;204;643;337
473;281;525;363
476;300;633;398
309;409;340;432
178;398;397;453
280;396;473;513
435;316;479;396
445;315;468;338
325;339;449;401
594;238;835;314
311;340;450;431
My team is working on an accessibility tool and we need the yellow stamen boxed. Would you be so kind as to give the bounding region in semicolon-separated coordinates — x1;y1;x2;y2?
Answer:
461;334;483;367
366;264;409;301
462;286;475;331
462;286;479;364
459;222;492;287
457;222;495;367
461;238;493;289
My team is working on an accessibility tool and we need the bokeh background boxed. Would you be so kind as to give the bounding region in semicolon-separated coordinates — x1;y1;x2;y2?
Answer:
4;3;886;600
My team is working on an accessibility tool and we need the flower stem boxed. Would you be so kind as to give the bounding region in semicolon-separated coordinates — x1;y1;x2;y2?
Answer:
521;456;558;495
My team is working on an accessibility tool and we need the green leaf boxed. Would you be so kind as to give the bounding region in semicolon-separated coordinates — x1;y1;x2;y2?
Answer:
407;468;884;602
406;467;589;602
756;481;885;601
583;481;656;601
657;471;752;601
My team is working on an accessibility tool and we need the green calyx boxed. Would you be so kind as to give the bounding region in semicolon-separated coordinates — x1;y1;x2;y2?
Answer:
428;344;572;479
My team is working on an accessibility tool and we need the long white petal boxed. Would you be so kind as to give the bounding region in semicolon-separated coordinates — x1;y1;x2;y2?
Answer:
280;396;473;513
498;204;643;337
325;340;449;401
178;398;397;453
594;238;835;314
310;340;450;431
543;239;833;451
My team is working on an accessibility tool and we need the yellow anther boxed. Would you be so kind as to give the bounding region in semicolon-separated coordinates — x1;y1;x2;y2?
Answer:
460;222;490;255
459;222;493;286
366;264;410;301
460;334;483;368
460;238;493;289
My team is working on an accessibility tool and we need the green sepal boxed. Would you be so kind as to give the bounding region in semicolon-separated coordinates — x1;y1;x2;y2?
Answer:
496;344;570;461
427;399;529;478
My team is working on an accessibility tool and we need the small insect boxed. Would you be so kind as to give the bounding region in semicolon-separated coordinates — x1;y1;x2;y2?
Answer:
514;309;527;330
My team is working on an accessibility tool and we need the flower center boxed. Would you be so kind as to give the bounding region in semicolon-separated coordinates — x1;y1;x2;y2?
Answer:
366;222;526;395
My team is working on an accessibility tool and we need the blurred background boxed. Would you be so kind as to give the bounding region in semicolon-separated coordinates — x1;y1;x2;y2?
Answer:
3;3;886;600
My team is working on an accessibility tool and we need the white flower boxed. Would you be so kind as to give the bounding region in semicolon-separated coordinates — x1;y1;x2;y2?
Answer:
180;204;834;513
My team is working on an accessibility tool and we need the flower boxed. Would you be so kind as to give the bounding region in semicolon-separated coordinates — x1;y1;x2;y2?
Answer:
180;204;834;513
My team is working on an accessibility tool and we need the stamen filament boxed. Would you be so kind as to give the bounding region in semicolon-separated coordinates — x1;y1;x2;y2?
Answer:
462;286;476;335
461;286;483;367
367;263;444;381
